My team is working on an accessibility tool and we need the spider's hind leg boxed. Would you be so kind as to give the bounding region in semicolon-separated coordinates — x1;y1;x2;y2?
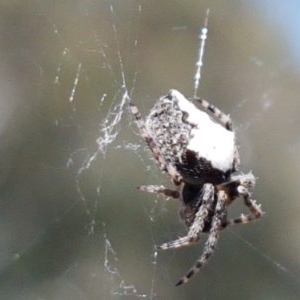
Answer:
192;97;233;131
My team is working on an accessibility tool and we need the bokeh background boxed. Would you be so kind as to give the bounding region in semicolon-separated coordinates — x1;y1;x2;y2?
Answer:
0;1;300;299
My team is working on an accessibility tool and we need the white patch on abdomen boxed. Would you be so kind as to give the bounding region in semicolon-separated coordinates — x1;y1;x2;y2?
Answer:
170;89;235;172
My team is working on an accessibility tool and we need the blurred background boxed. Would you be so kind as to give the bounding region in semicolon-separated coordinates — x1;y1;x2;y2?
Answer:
0;0;300;299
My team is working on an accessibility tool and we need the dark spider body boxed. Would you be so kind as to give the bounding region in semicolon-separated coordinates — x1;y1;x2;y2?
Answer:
129;89;264;286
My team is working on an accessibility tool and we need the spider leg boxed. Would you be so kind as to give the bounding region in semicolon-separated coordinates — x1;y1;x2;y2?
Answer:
157;235;200;250
221;197;264;228
236;173;264;219
128;99;182;185
138;185;180;199
157;184;214;250
224;213;258;227
233;146;240;171
191;97;233;131
175;189;227;286
221;172;264;228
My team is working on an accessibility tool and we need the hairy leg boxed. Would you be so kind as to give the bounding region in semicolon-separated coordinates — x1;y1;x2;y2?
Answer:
175;189;227;286
192;97;233;131
157;184;214;250
138;184;180;199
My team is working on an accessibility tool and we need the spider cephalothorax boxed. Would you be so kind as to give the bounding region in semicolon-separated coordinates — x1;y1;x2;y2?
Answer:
129;89;264;286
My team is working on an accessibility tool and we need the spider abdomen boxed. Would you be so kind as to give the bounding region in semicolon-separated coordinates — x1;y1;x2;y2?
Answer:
146;90;236;185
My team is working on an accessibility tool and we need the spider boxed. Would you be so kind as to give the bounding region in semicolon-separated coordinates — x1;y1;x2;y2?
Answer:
128;89;264;286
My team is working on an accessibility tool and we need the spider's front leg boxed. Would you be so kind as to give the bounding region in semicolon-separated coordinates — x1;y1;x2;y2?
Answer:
223;173;264;227
238;173;264;218
175;189;228;286
138;185;180;199
157;184;214;250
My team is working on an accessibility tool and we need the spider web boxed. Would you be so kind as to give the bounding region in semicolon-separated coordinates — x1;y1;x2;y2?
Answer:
1;1;300;299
